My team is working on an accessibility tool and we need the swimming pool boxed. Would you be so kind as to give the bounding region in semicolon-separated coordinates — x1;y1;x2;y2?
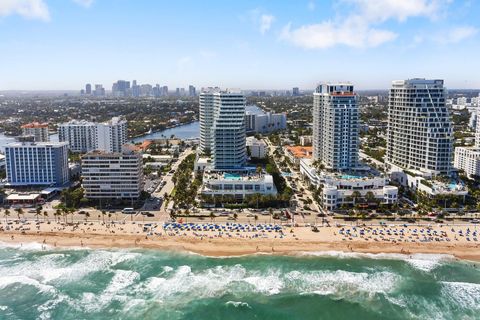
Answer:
224;173;242;180
341;175;362;180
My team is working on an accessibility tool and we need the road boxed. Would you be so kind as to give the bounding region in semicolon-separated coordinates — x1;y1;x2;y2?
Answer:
154;147;194;217
264;138;321;225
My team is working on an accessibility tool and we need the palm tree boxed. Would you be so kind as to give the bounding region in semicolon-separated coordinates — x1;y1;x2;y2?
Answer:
108;213;112;223
14;208;23;220
43;211;48;222
4;209;10;223
35;206;42;221
102;210;106;223
352;191;362;205
55;209;61;222
62;207;68;223
85;212;90;222
209;212;216;222
254;215;258;225
233;213;238;221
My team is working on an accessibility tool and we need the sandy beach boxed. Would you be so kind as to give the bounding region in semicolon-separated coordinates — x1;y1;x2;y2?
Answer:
1;219;479;261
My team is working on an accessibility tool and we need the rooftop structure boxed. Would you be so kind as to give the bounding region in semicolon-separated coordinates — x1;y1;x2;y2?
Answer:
21;122;49;142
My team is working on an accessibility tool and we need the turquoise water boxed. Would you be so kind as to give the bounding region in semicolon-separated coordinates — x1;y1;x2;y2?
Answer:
341;175;362;180
0;244;479;320
224;173;242;180
131;121;199;143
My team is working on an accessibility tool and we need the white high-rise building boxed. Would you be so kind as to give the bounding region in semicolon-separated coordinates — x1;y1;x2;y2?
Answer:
454;109;480;178
21;122;49;142
96;117;128;153
386;79;453;176
313;83;359;171
59;117;127;153
58;120;97;153
199;88;220;154
5;141;69;187
211;90;247;170
81;147;144;200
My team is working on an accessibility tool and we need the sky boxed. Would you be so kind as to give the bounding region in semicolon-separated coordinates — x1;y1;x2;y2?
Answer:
0;0;479;90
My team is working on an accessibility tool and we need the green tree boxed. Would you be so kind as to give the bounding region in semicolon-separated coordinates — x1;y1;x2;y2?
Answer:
4;209;10;223
14;208;23;220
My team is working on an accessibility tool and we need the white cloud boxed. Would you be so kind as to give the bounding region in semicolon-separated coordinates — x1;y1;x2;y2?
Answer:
281;0;453;49
0;0;50;21
260;14;275;34
73;0;94;8
347;0;451;22
281;20;397;49
435;26;478;44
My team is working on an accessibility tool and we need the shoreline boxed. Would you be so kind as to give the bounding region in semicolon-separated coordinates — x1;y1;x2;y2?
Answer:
1;230;479;262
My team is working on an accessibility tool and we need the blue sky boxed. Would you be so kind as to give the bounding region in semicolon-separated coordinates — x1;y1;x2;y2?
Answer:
0;0;479;90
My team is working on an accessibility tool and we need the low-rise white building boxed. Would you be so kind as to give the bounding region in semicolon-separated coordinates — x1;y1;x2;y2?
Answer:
389;164;468;197
299;136;312;146
201;171;277;200
300;158;398;210
246;137;267;159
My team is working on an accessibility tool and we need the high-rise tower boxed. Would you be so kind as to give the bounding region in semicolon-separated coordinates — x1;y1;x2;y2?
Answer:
386;79;453;176
312;83;359;171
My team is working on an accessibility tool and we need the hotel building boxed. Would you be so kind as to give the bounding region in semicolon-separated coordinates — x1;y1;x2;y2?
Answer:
301;82;398;210
4;141;69;187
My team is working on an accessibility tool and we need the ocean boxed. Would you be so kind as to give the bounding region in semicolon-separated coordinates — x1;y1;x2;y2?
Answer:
0;244;479;320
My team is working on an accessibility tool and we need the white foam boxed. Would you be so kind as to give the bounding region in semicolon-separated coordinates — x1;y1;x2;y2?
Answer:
297;251;454;272
0;241;52;251
441;281;480;310
244;271;283;295
136;263;400;307
104;270;140;295
0;275;56;294
225;301;251;309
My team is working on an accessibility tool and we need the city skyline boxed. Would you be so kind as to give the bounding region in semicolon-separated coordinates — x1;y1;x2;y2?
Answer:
0;0;479;90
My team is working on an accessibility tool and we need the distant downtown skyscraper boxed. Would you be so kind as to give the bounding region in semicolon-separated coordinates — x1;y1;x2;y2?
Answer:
386;79;453;176
312;83;359;171
85;83;92;95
